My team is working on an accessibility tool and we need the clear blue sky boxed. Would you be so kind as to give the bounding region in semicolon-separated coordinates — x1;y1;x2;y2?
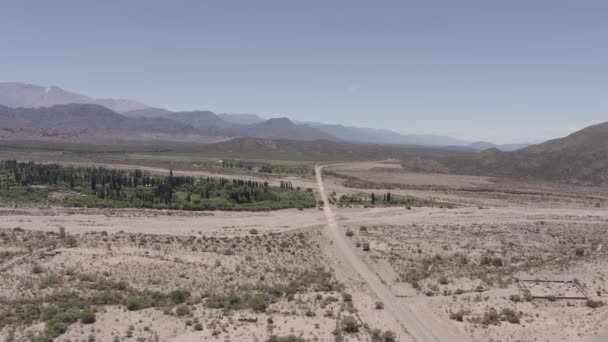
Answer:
1;0;606;143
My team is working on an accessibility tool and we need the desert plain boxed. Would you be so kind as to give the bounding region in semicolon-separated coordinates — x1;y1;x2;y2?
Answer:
1;151;607;342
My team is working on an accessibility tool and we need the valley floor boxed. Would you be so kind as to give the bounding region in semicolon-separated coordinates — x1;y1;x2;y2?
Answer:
1;158;607;342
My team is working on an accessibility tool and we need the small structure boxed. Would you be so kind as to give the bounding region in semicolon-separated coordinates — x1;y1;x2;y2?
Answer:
521;279;588;300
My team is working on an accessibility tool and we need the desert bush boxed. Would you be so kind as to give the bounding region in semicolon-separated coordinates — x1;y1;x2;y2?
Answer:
403;269;423;288
375;301;384;310
126;296;145;311
575;246;585;257
480;255;503;267
250;293;272;312
341;316;359;333
170;289;191;304
481;308;500;325
175;305;191;317
449;310;464;322
80;308;96;324
371;329;397;342
65;235;78;248
345;229;354;237
477;307;521;325
586;299;604;308
32;264;44;274
500;308;520;324
206;291;274;312
39;274;63;289
362;242;370;251
509;294;521;302
267;336;306;342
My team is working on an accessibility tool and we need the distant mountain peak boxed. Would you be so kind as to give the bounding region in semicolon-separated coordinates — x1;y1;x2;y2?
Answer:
0;82;150;114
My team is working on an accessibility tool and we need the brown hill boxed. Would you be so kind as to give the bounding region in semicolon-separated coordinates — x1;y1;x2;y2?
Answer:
423;122;608;185
201;137;469;161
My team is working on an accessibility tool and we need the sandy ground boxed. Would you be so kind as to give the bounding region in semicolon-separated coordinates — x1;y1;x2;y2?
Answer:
0;207;325;237
316;164;464;342
321;162;608;342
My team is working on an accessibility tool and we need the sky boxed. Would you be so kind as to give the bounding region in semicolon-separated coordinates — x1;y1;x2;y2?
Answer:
1;0;606;144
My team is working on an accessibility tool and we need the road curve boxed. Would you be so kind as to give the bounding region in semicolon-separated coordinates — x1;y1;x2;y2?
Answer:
315;164;462;342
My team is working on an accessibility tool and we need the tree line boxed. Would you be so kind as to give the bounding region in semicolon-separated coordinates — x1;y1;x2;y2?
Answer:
0;160;315;210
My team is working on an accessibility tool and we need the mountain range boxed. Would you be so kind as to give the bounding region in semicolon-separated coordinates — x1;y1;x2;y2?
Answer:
0;82;527;149
0;82;150;114
1;82;608;185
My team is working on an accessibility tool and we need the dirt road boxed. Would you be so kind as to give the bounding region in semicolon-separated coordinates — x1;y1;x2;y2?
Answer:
315;164;463;342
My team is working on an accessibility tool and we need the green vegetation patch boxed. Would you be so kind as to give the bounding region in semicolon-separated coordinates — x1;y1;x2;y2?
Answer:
206;269;341;312
0;160;315;211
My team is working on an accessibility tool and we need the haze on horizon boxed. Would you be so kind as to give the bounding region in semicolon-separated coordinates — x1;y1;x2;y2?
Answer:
1;0;606;144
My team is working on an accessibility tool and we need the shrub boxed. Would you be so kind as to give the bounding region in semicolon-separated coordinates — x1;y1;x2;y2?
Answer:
267;336;306;342
481;308;500;325
492;257;503;267
481;254;502;266
362;242;370;251
586;299;604;309
341;316;359;333
46;319;68;338
249;229;259;235
438;276;448;285
175;305;191;317
450;310;464;322
375;301;384;310
509;294;521;302
371;329;397;342
65;235;78;248
250;292;272;312
32;264;44;274
170;289;191;304
194;322;203;331
382;331;397;342
575;246;585;257
500;308;520;324
80;308;96;324
41;306;59;321
126;296;144;311
345;229;354;237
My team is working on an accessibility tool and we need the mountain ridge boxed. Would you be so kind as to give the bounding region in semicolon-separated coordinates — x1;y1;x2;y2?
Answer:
0;82;490;147
0;82;150;114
